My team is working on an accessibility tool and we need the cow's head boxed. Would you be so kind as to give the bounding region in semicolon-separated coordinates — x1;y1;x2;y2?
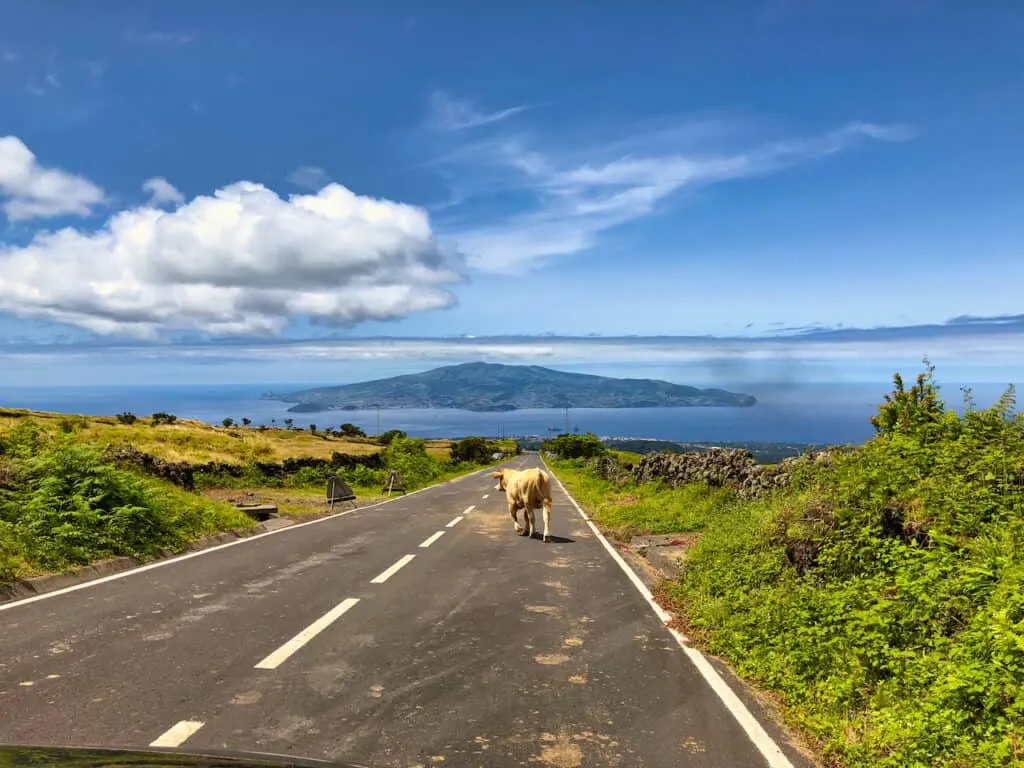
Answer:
490;469;508;492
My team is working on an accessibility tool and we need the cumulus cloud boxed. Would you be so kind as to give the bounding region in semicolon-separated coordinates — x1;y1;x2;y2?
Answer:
428;91;530;132
433;119;912;273
142;177;184;207
0;136;106;220
0;181;464;338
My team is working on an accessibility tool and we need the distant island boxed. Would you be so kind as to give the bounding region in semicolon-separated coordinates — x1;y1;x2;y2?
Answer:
264;362;757;414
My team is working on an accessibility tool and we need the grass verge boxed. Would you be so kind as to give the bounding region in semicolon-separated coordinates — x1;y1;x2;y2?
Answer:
548;365;1024;768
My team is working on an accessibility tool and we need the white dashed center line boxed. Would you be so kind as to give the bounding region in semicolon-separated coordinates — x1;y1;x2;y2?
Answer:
446;515;463;528
370;554;416;584
419;531;445;548
482;494;490;499
254;597;360;670
463;505;476;514
150;720;205;747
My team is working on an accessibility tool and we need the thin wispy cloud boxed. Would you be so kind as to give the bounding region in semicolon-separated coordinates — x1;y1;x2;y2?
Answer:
142;177;184;207
2;321;1021;377
428;91;532;132
429;109;914;274
127;30;195;46
287;165;330;190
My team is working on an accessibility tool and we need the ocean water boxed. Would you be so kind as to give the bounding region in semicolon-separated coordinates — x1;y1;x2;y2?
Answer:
0;381;1015;446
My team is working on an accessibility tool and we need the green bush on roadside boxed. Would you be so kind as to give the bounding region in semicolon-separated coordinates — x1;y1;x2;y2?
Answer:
552;363;1024;768
0;422;252;580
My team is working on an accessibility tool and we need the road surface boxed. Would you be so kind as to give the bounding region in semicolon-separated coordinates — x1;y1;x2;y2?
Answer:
0;454;807;767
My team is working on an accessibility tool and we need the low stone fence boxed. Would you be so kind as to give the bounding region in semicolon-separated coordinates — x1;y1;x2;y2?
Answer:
591;446;849;500
104;446;384;491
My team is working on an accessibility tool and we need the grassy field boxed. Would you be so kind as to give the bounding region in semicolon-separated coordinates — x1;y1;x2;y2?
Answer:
548;366;1024;768
0;407;454;464
0;408;516;587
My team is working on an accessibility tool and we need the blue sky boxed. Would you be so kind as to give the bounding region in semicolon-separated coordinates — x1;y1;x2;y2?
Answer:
1;1;1022;387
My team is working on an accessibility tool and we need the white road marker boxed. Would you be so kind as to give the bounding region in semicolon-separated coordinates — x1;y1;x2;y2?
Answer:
445;515;463;528
370;554;416;585
482;493;490;499
543;460;797;768
150;720;204;748
419;531;445;548
254;597;360;670
463;505;476;515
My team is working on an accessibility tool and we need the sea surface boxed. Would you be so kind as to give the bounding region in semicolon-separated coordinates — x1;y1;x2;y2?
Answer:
0;381;1015;446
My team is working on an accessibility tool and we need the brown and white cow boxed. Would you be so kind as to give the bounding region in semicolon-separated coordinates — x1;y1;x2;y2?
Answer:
490;467;554;542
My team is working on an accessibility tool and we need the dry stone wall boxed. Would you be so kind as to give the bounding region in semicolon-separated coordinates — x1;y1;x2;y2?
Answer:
592;446;849;500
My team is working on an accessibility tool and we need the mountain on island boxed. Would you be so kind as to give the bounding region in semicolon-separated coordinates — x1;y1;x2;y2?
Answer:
266;362;757;414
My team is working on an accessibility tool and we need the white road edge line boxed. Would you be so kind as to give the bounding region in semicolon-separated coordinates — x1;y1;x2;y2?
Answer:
255;597;360;670
370;554;416;585
445;515;463;528
543;459;796;768
150;720;204;748
0;463;506;613
463;505;476;515
419;531;445;548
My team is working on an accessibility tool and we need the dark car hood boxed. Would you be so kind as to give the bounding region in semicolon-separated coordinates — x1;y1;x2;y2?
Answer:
0;744;369;768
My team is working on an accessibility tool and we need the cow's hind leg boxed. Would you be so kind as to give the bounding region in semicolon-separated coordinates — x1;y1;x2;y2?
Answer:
509;501;523;534
524;505;535;537
542;498;552;543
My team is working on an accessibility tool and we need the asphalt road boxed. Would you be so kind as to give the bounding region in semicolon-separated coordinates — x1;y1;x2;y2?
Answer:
0;455;808;768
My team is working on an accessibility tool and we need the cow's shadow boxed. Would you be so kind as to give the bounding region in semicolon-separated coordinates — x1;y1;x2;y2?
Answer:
524;533;575;544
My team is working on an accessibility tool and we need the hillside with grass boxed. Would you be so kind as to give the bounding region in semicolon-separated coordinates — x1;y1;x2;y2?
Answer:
268;361;758;412
0;408;516;590
546;362;1024;768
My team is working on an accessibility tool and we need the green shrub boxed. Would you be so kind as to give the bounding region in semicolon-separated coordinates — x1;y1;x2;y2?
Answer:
0;520;21;582
0;427;252;577
377;429;406;445
544;432;607;459
450;436;501;464
345;464;385;488
550;362;1024;767
383;437;443;489
668;365;1024;768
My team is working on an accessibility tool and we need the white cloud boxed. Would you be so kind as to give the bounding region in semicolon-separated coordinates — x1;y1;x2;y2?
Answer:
287;166;330;190
142;177;185;207
0;181;464;338
434;121;912;274
428;91;530;132
0;136;106;220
